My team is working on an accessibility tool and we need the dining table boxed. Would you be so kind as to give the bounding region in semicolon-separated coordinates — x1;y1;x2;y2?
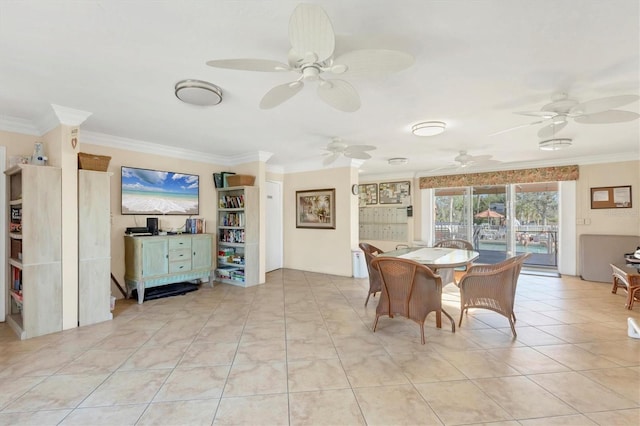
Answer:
379;246;480;285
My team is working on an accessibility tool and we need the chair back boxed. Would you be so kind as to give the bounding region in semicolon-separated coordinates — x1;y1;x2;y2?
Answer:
458;252;531;337
434;239;473;250
370;257;442;324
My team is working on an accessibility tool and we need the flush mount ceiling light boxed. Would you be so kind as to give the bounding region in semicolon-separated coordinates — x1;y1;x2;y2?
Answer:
539;138;572;151
388;157;409;165
175;79;223;106
412;121;446;136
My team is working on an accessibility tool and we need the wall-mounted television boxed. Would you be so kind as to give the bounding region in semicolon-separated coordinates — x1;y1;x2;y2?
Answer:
121;166;199;215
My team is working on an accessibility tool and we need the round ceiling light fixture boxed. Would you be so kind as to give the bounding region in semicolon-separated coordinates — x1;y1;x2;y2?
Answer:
388;157;409;165
412;121;446;136
539;138;572;151
175;79;223;106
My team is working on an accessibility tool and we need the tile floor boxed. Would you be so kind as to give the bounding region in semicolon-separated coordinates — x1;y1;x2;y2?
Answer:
0;269;639;425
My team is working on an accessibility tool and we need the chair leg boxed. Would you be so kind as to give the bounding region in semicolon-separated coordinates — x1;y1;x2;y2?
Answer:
508;317;517;338
373;315;380;332
458;309;466;328
435;311;442;329
364;292;371;306
442;309;455;333
420;323;425;345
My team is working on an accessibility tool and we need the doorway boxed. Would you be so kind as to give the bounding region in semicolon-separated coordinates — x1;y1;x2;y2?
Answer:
265;180;283;272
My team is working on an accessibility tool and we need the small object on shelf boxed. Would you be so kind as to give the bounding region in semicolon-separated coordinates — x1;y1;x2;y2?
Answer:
226;174;255;187
78;152;111;171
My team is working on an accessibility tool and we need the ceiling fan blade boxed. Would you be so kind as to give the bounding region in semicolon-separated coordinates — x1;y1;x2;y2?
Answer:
334;49;414;78
344;145;376;154
259;81;304;109
570;94;640;115
317;79;361;112
514;111;558;118
489;119;548;136
323;152;340;166
206;59;290;72
470;155;493;163
345;151;372;160
537;121;568;139
574;110;640;124
289;4;335;63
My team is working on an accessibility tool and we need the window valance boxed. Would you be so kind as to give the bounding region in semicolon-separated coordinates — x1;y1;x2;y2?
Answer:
418;165;579;189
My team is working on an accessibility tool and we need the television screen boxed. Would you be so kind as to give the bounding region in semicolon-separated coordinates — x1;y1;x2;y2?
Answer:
121;166;199;215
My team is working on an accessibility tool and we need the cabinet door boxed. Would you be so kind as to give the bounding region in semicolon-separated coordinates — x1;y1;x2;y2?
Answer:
141;239;168;277
192;236;212;270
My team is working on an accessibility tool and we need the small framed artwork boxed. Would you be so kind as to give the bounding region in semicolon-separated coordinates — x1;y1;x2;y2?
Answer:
358;183;378;205
379;181;410;204
296;188;336;229
213;173;223;189
590;185;632;209
221;171;236;188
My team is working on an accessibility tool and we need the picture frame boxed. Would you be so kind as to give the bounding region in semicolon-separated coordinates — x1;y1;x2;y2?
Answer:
590;185;632;209
221;171;236;188
379;181;411;204
296;188;336;229
358;183;378;205
213;173;223;189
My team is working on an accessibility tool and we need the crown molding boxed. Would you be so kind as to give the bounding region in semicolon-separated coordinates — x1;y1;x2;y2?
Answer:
82;130;230;165
227;151;273;165
282;156;364;174
0;115;40;136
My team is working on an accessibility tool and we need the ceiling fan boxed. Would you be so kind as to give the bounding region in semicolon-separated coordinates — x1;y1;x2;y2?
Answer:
492;93;640;138
322;138;375;166
206;4;414;112
430;150;499;173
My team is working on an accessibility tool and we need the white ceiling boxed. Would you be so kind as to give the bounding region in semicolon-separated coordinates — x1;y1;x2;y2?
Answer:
1;0;638;178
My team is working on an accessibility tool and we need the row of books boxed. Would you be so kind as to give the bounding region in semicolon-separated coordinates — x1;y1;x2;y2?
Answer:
220;229;245;243
185;218;205;234
220;212;245;227
219;195;245;209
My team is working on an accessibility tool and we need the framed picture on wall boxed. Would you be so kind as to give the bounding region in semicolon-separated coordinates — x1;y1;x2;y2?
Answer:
296;188;336;229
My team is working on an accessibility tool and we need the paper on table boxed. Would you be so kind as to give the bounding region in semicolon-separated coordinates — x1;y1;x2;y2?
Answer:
398;247;449;262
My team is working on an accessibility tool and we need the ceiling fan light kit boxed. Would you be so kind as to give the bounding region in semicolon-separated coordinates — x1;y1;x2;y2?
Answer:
412;121;446;136
388;157;408;165
175;79;223;106
539;138;572;151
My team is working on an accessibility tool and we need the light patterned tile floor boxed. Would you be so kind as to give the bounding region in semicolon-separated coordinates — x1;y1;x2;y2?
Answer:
0;269;639;425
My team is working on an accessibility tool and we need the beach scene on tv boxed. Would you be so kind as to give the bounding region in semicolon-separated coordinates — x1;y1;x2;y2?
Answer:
121;167;199;215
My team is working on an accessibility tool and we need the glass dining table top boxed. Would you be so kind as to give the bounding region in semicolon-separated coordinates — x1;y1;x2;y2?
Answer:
379;246;480;268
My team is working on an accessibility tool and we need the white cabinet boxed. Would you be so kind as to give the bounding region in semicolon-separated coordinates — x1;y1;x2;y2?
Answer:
5;164;62;339
78;170;112;326
216;186;260;287
124;234;213;303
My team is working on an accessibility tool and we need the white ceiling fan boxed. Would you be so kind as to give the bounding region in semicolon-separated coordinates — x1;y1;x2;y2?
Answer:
492;92;640;138
206;3;414;112
322;138;375;166
430;150;500;173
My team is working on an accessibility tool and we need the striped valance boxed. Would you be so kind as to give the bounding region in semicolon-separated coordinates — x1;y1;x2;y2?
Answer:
418;165;579;189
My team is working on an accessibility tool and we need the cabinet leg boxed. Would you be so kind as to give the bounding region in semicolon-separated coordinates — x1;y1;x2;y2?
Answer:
136;282;145;304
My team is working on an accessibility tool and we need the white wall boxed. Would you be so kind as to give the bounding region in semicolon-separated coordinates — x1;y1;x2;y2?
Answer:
284;167;356;276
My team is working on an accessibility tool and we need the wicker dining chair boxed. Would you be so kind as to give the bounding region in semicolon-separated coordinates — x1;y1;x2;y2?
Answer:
457;252;531;337
359;243;385;306
433;239;475;285
370;256;455;344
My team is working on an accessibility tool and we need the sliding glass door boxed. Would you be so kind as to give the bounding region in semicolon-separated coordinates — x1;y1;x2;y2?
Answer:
432;182;559;268
434;187;471;242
